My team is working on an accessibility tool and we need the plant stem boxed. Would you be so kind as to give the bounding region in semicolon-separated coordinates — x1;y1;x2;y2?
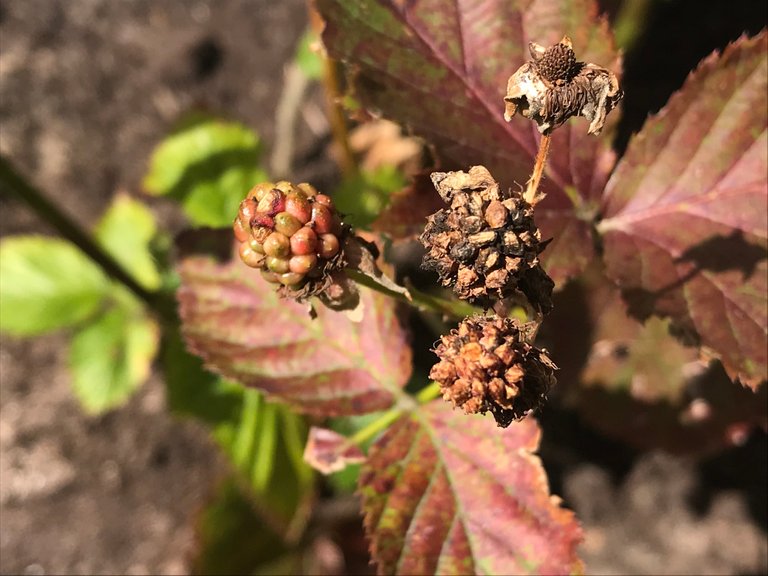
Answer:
345;267;478;319
524;134;551;205
348;406;403;446
0;155;174;322
415;381;441;404
310;8;358;179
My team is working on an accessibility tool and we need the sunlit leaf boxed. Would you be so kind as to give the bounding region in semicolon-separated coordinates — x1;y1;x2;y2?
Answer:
0;237;108;336
359;402;583;575
176;231;412;416
143;117;266;227
599;33;768;387
69;305;159;413
317;0;621;283
95;193;161;290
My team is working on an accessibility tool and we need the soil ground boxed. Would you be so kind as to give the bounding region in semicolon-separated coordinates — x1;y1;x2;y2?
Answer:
1;1;766;574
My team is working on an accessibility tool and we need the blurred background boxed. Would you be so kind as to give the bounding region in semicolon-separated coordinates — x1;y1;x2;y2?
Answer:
1;0;766;574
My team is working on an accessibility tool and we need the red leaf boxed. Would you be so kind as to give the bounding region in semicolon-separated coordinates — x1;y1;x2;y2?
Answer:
304;426;366;474
599;33;768;388
317;0;621;284
359;402;582;575
543;272;768;455
176;234;412;416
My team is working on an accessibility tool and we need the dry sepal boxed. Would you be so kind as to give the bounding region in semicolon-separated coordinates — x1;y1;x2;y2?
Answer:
504;35;623;135
420;166;554;312
431;315;557;428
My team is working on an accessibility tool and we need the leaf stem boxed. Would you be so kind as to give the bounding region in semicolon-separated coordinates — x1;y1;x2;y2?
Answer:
348;406;403;446
524;134;551;205
345;268;478;319
0;155;175;322
415;381;441;404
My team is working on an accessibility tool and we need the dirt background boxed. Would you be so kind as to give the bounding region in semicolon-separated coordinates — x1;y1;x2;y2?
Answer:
0;1;766;574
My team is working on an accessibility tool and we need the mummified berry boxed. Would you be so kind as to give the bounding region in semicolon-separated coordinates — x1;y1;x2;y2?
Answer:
419;166;554;313
234;180;350;300
430;315;557;427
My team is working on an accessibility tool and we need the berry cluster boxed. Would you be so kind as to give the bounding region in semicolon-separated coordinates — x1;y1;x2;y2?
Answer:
420;166;553;313
430;315;557;427
234;181;347;295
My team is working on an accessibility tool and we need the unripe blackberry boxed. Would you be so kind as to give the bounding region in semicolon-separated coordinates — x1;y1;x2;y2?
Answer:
234;181;350;300
430;315;557;427
420;166;554;313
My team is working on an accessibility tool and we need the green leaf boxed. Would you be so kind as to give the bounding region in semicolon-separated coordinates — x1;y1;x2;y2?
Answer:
334;166;407;228
295;30;323;79
0;236;108;336
143;117;266;227
359;402;583;575
69;306;159;414
95;194;162;290
164;329;314;532
192;477;299;576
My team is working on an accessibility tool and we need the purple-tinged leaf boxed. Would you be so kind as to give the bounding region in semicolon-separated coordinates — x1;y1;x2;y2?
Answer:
545;273;768;455
176;231;412;416
359;402;582;575
317;0;622;283
599;33;768;388
304;426;366;474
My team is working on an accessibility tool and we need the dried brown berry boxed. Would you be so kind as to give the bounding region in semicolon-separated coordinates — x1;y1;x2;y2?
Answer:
234;181;351;302
504;35;623;135
430;315;557;427
532;39;579;85
419;166;554;312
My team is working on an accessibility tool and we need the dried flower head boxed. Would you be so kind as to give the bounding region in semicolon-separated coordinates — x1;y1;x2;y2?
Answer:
420;166;554;313
430;315;557;427
504;35;623;135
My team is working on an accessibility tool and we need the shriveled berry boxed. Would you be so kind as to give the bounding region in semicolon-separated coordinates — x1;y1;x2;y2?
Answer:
314;194;333;207
248;182;274;202
289;254;318;275
250;213;274;229
297;182;318;197
289;226;318;255
274;211;302;237
266;256;290;274
311;204;335;234
239;243;265;268
318;233;340;259
233;217;250;243
285;192;312;224
278;272;306;286
257;189;286;215
248;238;265;254
263;232;291;258
239;197;259;224
260;269;281;284
251;225;272;244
